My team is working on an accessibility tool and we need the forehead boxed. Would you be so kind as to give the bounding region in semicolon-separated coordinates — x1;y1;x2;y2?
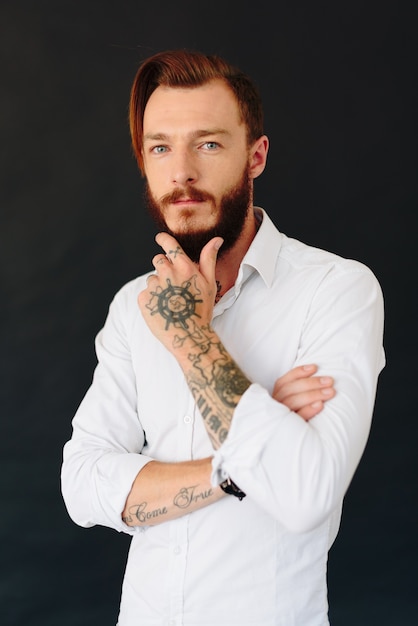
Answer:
143;78;243;135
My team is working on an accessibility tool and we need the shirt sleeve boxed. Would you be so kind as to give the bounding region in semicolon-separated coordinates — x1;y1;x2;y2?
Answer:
211;262;385;533
61;284;152;535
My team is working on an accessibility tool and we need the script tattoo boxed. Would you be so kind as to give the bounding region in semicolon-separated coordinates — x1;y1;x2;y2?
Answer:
173;485;214;509
129;502;168;523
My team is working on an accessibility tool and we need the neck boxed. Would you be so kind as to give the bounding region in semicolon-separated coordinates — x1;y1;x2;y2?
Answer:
214;208;259;301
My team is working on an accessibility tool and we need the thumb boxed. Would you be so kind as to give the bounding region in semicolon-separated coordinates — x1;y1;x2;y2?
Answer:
199;237;223;283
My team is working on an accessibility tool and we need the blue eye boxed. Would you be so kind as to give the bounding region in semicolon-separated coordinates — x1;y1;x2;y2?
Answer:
204;142;219;150
153;146;167;154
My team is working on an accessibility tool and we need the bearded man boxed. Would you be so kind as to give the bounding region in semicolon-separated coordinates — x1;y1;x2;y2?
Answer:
61;49;385;626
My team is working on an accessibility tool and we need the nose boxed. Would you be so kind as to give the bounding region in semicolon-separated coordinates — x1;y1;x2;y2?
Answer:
171;148;198;186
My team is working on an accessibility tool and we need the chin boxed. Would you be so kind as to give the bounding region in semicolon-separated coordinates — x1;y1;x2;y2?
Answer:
170;216;217;235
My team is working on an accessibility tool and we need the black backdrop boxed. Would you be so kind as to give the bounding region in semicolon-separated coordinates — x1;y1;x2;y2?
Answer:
1;1;417;624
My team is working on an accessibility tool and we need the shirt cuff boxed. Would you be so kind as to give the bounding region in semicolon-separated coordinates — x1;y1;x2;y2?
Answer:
93;451;153;534
211;383;289;487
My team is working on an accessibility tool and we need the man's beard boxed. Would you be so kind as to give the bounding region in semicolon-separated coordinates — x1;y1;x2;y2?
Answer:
144;168;252;263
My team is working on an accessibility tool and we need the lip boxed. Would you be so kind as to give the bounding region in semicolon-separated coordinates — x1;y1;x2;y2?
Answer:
172;198;202;206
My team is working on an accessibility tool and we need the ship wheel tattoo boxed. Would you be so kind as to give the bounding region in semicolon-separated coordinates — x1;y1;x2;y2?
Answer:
147;276;203;330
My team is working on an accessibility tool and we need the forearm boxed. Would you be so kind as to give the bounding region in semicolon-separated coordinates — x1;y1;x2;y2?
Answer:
171;323;251;449
122;456;225;527
138;234;251;450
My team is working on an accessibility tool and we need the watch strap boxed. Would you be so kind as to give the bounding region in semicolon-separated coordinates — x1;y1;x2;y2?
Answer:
219;477;246;501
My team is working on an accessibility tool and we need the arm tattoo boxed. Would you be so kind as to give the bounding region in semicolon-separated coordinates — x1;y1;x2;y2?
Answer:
128;502;168;523
145;275;251;446
173;485;214;509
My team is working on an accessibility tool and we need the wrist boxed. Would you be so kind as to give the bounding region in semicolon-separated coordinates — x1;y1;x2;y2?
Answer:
219;477;246;501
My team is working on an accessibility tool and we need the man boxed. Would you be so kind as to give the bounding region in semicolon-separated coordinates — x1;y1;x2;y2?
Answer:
61;49;385;625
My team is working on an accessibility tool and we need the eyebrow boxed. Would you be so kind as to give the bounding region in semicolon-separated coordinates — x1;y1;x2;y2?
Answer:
143;128;230;142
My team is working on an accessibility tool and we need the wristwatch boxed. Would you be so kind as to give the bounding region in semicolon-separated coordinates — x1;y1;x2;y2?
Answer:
219;477;246;501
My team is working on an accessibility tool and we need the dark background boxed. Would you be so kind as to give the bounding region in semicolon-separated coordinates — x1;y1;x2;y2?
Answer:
1;1;416;624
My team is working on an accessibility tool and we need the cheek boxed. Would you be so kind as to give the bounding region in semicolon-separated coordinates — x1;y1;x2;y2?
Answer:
217;160;248;190
143;166;165;198
220;148;249;176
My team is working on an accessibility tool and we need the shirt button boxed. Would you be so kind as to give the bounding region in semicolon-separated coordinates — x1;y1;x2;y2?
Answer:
183;415;192;424
173;545;181;555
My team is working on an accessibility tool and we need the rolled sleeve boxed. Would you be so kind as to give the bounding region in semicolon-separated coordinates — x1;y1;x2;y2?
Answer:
61;283;153;535
62;445;152;534
212;263;385;533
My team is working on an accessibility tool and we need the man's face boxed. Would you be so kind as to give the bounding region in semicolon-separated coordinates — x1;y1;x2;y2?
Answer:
144;167;251;263
141;79;253;262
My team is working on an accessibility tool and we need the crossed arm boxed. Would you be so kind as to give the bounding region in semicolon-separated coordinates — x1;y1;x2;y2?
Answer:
122;364;335;527
122;234;335;527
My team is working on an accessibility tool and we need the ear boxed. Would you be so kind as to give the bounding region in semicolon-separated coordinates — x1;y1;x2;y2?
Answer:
248;135;269;180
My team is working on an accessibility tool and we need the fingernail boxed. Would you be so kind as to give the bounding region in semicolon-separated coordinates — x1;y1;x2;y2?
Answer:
320;376;332;384
303;364;316;371
321;388;333;396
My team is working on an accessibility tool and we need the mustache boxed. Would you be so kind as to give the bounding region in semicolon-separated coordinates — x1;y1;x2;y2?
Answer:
159;187;214;206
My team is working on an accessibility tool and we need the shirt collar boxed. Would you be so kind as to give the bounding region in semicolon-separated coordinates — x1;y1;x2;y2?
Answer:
238;207;282;289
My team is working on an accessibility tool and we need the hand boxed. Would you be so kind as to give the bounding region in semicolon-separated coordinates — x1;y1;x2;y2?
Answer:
137;233;223;353
273;364;335;421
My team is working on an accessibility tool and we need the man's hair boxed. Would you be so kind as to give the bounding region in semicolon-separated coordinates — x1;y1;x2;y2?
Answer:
129;49;264;174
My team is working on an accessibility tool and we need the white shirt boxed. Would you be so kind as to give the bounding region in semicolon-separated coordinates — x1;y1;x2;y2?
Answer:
61;208;385;625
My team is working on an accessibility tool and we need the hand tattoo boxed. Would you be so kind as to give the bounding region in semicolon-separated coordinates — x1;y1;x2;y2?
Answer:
146;276;203;331
145;275;250;448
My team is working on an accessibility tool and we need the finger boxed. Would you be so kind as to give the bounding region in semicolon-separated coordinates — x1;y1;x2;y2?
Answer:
144;272;159;289
275;365;318;389
298;401;324;421
155;232;188;263
198;237;223;283
272;365;317;398
278;385;336;410
273;372;334;402
152;253;171;270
